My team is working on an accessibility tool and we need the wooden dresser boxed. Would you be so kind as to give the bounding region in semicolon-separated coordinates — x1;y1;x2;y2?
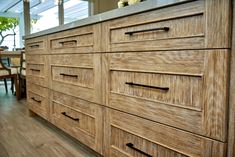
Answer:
25;0;235;156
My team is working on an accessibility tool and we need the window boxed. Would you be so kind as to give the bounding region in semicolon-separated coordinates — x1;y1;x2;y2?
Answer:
30;0;89;33
30;1;58;33
64;0;89;24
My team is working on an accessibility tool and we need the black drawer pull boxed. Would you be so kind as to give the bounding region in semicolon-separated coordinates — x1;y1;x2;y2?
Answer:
61;112;79;121
59;40;77;45
29;44;40;48
60;73;78;78
125;27;169;36
126;143;152;157
126;82;169;91
30;68;40;72
31;97;41;103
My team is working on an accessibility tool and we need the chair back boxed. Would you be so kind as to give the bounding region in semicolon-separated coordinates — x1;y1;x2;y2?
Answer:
0;51;11;76
19;51;26;77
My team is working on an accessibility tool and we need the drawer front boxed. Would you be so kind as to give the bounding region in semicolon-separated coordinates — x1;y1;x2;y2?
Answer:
25;36;48;54
49;24;101;54
103;50;229;141
27;83;49;120
105;109;227;157
50;54;101;104
26;55;49;87
51;91;103;154
102;0;231;52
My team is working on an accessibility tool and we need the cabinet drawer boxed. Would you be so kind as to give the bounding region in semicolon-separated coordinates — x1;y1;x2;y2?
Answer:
27;83;49;120
103;50;229;141
51;91;103;154
26;55;49;87
49;24;100;54
50;54;101;104
103;0;231;51
105;109;227;157
25;36;48;54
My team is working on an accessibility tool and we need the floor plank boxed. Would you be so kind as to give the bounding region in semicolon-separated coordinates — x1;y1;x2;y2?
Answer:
0;84;101;157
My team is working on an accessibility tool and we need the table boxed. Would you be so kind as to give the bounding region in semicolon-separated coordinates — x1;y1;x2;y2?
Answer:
0;50;22;100
1;51;22;58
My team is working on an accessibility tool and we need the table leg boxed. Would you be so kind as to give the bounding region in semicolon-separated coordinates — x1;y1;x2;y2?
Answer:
13;75;19;100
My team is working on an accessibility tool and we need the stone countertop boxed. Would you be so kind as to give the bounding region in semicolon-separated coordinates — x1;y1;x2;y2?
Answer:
24;0;193;39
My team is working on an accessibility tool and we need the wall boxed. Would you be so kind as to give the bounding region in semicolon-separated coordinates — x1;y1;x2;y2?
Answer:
90;0;118;15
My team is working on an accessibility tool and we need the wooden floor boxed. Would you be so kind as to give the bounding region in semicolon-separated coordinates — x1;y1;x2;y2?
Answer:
0;83;101;157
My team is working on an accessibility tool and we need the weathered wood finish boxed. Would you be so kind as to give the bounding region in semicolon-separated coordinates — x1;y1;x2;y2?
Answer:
104;109;227;157
202;50;230;142
25;36;48;54
27;23;103;155
205;0;232;48
228;0;235;156
50;53;102;104
102;0;205;52
48;24;101;54
27;82;50;120
102;0;231;52
103;50;229;141
26;54;49;87
25;0;233;156
50;91;103;154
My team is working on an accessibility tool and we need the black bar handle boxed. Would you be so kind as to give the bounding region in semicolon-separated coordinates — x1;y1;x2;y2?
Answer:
59;40;77;44
31;97;41;103
61;112;80;121
30;68;40;72
125;27;169;36
29;44;40;48
126;82;169;91
60;73;78;78
126;143;152;157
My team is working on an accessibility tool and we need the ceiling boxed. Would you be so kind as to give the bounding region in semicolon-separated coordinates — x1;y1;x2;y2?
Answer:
0;0;88;20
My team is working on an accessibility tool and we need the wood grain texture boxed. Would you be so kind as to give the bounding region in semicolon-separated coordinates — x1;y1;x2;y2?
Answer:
25;36;48;54
24;0;233;156
110;71;202;110
26;54;49;88
50;91;103;155
48;24;101;54
52;66;94;88
228;0;235;156
104;108;227;157
205;0;232;48
110;15;204;43
202;50;230;142
102;0;205;52
103;50;229;141
27;82;50;120
50;54;102;104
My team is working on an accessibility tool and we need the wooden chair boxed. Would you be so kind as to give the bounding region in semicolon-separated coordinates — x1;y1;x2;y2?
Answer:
18;50;26;99
0;50;19;99
1;57;10;93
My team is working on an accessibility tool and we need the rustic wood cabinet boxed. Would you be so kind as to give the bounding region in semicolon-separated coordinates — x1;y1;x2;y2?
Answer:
102;50;230;142
48;24;101;54
25;36;48;54
102;0;231;52
27;82;50;120
50;91;103;153
25;0;234;156
104;109;226;157
49;53;102;104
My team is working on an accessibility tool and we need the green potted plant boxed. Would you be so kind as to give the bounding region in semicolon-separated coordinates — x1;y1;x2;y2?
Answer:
118;0;145;8
0;17;19;50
